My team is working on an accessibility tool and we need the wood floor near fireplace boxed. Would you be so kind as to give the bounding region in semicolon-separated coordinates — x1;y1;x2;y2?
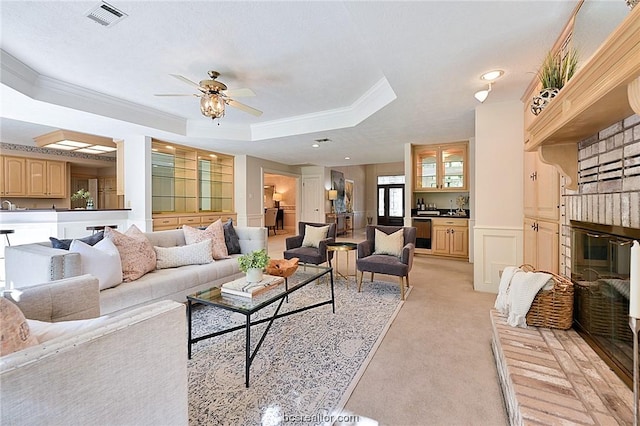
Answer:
491;310;634;425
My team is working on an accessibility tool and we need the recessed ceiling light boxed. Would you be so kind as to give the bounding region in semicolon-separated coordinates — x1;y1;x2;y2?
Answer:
345;156;350;160
311;143;320;148
480;70;504;81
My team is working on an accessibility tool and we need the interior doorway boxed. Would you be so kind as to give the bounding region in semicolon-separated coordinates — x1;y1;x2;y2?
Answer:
263;172;298;235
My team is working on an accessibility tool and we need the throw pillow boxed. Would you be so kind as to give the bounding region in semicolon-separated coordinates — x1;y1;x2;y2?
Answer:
27;316;110;343
0;297;38;356
183;219;229;260
373;228;404;257
50;231;104;250
105;225;156;282
69;238;123;290
154;239;213;269
302;225;329;248
223;219;241;255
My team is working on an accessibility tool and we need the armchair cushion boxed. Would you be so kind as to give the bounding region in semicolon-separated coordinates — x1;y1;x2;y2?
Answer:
284;222;336;265
27;316;110;343
302;225;329;248
373;228;404;257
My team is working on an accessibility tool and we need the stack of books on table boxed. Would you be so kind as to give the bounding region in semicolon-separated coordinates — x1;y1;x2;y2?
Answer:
221;275;285;298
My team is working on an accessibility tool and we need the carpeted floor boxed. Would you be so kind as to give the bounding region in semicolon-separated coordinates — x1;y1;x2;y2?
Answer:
188;277;410;425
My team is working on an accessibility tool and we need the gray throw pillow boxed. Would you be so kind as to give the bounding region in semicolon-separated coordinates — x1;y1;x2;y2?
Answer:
223;219;241;255
50;231;104;250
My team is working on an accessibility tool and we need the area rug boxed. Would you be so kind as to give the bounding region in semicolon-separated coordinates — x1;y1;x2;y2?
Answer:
188;278;410;425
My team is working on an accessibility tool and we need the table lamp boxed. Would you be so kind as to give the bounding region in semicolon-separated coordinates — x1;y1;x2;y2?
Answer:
273;192;282;208
328;189;338;213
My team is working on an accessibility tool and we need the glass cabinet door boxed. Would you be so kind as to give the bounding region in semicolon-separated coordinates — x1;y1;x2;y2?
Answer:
199;154;234;212
416;148;438;189
441;146;466;189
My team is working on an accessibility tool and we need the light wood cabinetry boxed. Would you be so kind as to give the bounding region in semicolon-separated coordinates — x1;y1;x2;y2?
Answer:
98;176;120;209
1;156;66;198
431;218;468;258
152;213;237;231
523;151;560;273
326;213;353;236
151;140;236;231
414;142;468;191
2;156;27;196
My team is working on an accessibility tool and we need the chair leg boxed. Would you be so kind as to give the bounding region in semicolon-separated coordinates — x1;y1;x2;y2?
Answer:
405;275;410;288
399;276;405;300
358;271;363;292
370;272;375;282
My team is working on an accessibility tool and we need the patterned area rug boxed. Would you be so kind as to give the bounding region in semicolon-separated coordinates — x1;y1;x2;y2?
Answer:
188;278;409;425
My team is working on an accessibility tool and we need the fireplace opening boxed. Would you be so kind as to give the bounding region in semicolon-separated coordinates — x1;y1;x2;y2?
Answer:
570;220;640;389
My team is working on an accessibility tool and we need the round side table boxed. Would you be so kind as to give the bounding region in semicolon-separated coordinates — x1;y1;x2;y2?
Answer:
326;242;357;289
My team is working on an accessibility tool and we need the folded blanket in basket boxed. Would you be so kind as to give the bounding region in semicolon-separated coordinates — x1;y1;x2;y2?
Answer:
507;271;553;327
494;266;520;314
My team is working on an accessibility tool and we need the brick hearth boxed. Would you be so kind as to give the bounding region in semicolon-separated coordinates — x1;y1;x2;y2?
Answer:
491;310;634;425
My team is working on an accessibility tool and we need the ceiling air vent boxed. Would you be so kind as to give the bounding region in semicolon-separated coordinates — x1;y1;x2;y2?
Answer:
85;1;128;27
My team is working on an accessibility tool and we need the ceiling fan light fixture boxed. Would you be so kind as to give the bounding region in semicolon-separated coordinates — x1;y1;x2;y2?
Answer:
200;93;226;119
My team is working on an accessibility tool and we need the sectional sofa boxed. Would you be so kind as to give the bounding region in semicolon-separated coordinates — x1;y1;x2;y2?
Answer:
5;226;268;315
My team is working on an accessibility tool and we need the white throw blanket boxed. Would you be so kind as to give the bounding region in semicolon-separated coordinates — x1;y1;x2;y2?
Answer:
494;267;553;327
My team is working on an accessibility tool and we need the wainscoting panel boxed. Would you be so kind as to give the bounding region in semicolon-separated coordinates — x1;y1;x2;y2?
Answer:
473;226;522;293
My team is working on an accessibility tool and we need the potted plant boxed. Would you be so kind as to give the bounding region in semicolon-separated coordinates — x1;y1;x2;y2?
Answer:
531;48;578;115
237;249;270;283
71;188;94;209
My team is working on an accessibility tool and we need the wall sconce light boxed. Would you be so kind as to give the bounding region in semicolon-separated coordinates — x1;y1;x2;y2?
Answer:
272;192;282;208
328;189;338;213
474;82;492;103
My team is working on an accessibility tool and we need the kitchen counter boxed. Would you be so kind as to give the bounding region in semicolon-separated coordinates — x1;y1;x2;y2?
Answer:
0;209;131;246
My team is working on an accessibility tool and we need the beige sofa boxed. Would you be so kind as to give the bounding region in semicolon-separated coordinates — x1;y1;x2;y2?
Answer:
5;226;268;315
1;275;188;426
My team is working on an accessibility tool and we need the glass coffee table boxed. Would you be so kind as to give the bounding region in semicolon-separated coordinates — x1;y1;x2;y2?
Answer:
187;264;334;387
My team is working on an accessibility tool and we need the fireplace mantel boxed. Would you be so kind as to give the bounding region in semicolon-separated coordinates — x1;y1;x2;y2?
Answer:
525;6;640;190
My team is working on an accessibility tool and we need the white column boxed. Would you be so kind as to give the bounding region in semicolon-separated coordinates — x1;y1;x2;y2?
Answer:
122;134;152;231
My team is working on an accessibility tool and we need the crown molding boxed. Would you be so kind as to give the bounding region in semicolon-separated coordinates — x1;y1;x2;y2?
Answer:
0;49;186;135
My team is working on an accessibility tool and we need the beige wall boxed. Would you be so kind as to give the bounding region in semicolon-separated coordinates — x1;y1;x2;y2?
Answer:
473;100;524;293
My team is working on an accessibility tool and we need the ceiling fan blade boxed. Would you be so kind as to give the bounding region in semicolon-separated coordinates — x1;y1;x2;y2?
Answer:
154;93;200;97
227;99;263;117
223;88;256;98
169;74;203;90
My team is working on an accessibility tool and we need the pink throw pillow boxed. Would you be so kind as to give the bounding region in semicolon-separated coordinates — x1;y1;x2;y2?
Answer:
1;297;39;356
105;225;156;282
183;219;229;260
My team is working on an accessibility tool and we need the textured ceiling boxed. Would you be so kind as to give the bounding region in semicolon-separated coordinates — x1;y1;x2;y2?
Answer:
1;0;616;167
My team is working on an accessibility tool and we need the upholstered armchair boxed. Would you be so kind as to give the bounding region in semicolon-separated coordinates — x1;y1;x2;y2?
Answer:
356;225;417;300
283;221;337;266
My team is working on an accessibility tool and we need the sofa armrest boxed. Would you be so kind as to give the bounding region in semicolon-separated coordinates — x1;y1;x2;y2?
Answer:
4;274;100;322
285;235;304;250
358;240;374;258
0;300;188;426
5;243;82;288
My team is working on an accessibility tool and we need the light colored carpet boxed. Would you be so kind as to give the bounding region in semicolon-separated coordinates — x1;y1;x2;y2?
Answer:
268;230;509;425
188;277;410;425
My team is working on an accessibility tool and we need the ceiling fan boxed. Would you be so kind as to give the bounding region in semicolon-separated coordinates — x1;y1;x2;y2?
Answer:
155;70;262;121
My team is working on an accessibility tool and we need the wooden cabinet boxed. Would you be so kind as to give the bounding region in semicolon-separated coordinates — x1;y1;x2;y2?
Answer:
326;213;353;236
414;142;468;191
431;218;468;258
98;176;120;209
523;217;559;272
523;150;560;272
1;156;65;198
152;213;237;231
2;156;27;196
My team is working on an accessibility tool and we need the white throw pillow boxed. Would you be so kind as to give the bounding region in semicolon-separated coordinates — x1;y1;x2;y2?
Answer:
69;238;123;290
154;239;213;269
27;316;110;343
373;228;404;257
302;225;330;248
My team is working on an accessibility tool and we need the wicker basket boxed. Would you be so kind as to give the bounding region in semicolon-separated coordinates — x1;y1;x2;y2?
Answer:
520;264;574;330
